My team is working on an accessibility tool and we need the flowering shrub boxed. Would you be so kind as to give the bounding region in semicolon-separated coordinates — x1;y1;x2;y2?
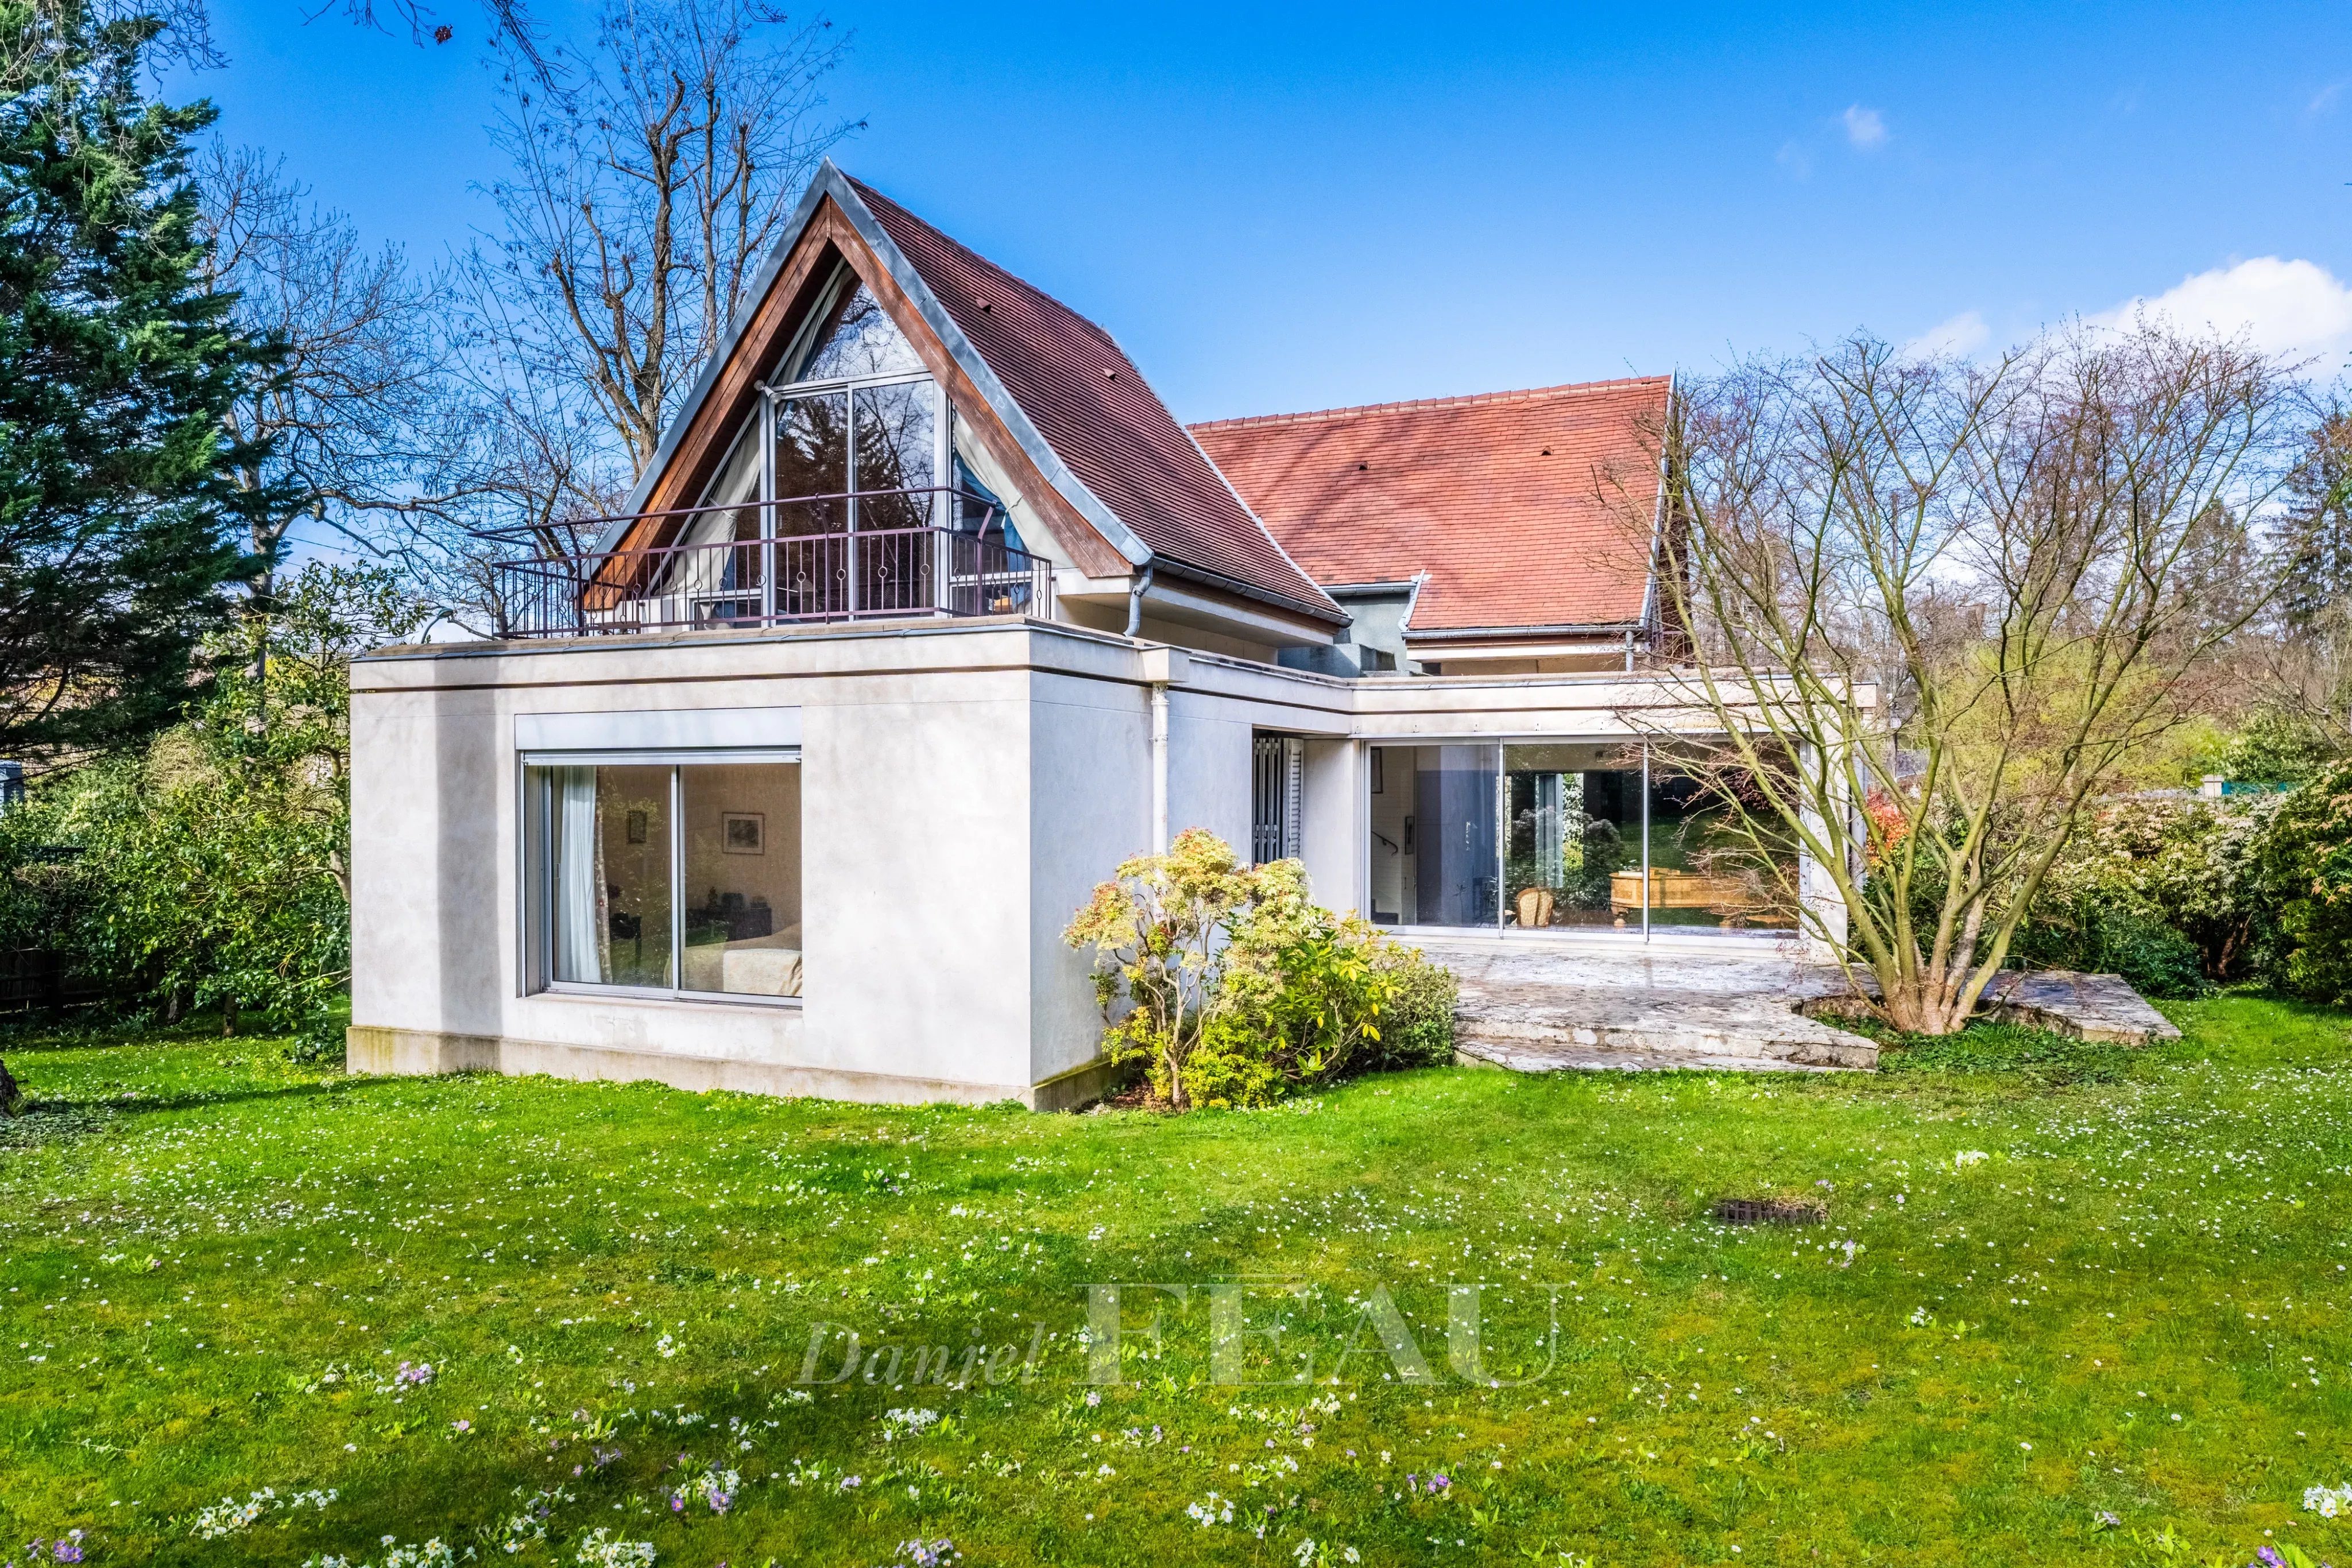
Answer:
1065;831;1453;1109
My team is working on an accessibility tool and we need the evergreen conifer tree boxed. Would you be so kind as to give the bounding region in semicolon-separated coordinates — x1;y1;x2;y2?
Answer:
0;0;268;759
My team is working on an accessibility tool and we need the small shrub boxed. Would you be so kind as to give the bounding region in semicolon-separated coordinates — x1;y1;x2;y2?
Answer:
2022;797;2267;986
2014;903;2206;999
1357;946;1457;1070
1065;831;1456;1109
1063;830;1256;1111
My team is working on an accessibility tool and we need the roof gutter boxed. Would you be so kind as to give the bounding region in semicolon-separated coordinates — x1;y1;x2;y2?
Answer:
1404;620;1647;643
1144;553;1349;629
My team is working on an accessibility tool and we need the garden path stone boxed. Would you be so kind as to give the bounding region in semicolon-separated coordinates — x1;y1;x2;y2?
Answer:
1979;969;2183;1046
1414;936;1878;1073
1412;939;2181;1071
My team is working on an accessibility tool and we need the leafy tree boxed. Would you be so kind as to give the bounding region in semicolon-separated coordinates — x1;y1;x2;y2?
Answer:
0;564;428;1047
0;0;264;758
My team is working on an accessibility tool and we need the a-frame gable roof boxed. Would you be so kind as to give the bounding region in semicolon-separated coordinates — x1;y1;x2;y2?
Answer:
619;162;1339;622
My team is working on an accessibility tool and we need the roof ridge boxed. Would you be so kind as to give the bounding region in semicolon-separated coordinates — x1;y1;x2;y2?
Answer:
844;175;1121;346
1189;375;1670;431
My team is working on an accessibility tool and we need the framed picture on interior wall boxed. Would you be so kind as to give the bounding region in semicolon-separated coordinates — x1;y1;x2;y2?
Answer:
1371;750;1384;794
722;812;765;854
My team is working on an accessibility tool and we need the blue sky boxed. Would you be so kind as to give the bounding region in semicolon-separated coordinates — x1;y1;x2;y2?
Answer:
172;0;2352;420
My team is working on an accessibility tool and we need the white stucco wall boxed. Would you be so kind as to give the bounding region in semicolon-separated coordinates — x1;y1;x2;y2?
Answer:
349;621;1835;1108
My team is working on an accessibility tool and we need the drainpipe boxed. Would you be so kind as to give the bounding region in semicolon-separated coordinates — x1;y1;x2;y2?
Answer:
1138;644;1186;855
1125;562;1155;638
1151;685;1170;853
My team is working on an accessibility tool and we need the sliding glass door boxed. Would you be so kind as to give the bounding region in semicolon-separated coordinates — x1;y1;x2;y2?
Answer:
1365;738;1800;936
1502;742;1645;929
1365;743;1498;928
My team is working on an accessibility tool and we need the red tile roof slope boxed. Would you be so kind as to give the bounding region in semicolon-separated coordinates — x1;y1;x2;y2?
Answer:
850;179;1334;618
1190;378;1669;634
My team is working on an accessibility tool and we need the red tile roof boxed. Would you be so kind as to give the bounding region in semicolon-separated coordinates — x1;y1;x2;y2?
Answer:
1190;378;1669;634
850;179;1336;619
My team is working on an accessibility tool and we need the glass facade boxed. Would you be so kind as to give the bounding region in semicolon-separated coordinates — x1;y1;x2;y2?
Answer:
1367;740;1800;935
1502;742;1643;928
530;761;803;999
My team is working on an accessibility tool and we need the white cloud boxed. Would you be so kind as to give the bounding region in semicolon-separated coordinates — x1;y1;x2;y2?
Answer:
1903;310;1990;361
2097;257;2352;363
1842;104;1887;149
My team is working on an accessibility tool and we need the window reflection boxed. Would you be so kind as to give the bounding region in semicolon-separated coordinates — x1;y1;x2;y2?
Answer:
791;278;925;382
1503;743;1640;928
1365;739;1801;935
774;392;849;531
853;378;937;529
1646;752;1800;931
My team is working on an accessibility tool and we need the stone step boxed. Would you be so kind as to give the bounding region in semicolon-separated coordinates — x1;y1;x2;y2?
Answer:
1446;981;1880;1074
1454;1010;1878;1073
1454;1036;1854;1075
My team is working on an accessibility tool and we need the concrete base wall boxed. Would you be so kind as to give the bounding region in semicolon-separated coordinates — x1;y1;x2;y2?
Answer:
347;1025;1124;1109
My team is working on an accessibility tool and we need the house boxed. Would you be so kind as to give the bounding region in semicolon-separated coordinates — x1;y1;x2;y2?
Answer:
347;162;1837;1110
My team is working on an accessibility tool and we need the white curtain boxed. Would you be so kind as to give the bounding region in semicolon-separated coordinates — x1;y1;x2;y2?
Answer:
951;415;1045;560
553;767;606;982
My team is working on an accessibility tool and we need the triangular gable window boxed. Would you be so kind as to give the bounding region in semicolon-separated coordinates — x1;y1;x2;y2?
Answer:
783;267;924;384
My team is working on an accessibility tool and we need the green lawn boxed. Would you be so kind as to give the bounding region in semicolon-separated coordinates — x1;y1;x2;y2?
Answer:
2;998;2350;1568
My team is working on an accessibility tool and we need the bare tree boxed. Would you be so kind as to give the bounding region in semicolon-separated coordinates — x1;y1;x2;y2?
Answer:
390;277;629;634
1626;323;2307;1034
473;0;855;480
196;143;478;598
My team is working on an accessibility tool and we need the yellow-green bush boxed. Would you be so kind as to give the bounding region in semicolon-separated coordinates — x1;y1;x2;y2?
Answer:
1064;830;1454;1108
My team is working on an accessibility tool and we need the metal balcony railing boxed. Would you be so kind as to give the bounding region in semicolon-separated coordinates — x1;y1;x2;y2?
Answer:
482;489;1054;639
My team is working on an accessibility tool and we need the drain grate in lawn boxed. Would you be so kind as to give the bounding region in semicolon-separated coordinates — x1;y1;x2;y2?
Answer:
1710;1197;1827;1226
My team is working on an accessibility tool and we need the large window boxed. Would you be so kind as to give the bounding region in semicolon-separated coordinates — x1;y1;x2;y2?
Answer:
528;759;802;999
1366;740;1798;936
1503;742;1643;929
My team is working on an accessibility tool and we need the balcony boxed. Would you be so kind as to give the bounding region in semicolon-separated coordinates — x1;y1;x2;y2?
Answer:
483;489;1054;640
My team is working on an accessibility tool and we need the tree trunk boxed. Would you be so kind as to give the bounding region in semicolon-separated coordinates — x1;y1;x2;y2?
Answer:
0;1056;21;1115
1877;973;1978;1036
